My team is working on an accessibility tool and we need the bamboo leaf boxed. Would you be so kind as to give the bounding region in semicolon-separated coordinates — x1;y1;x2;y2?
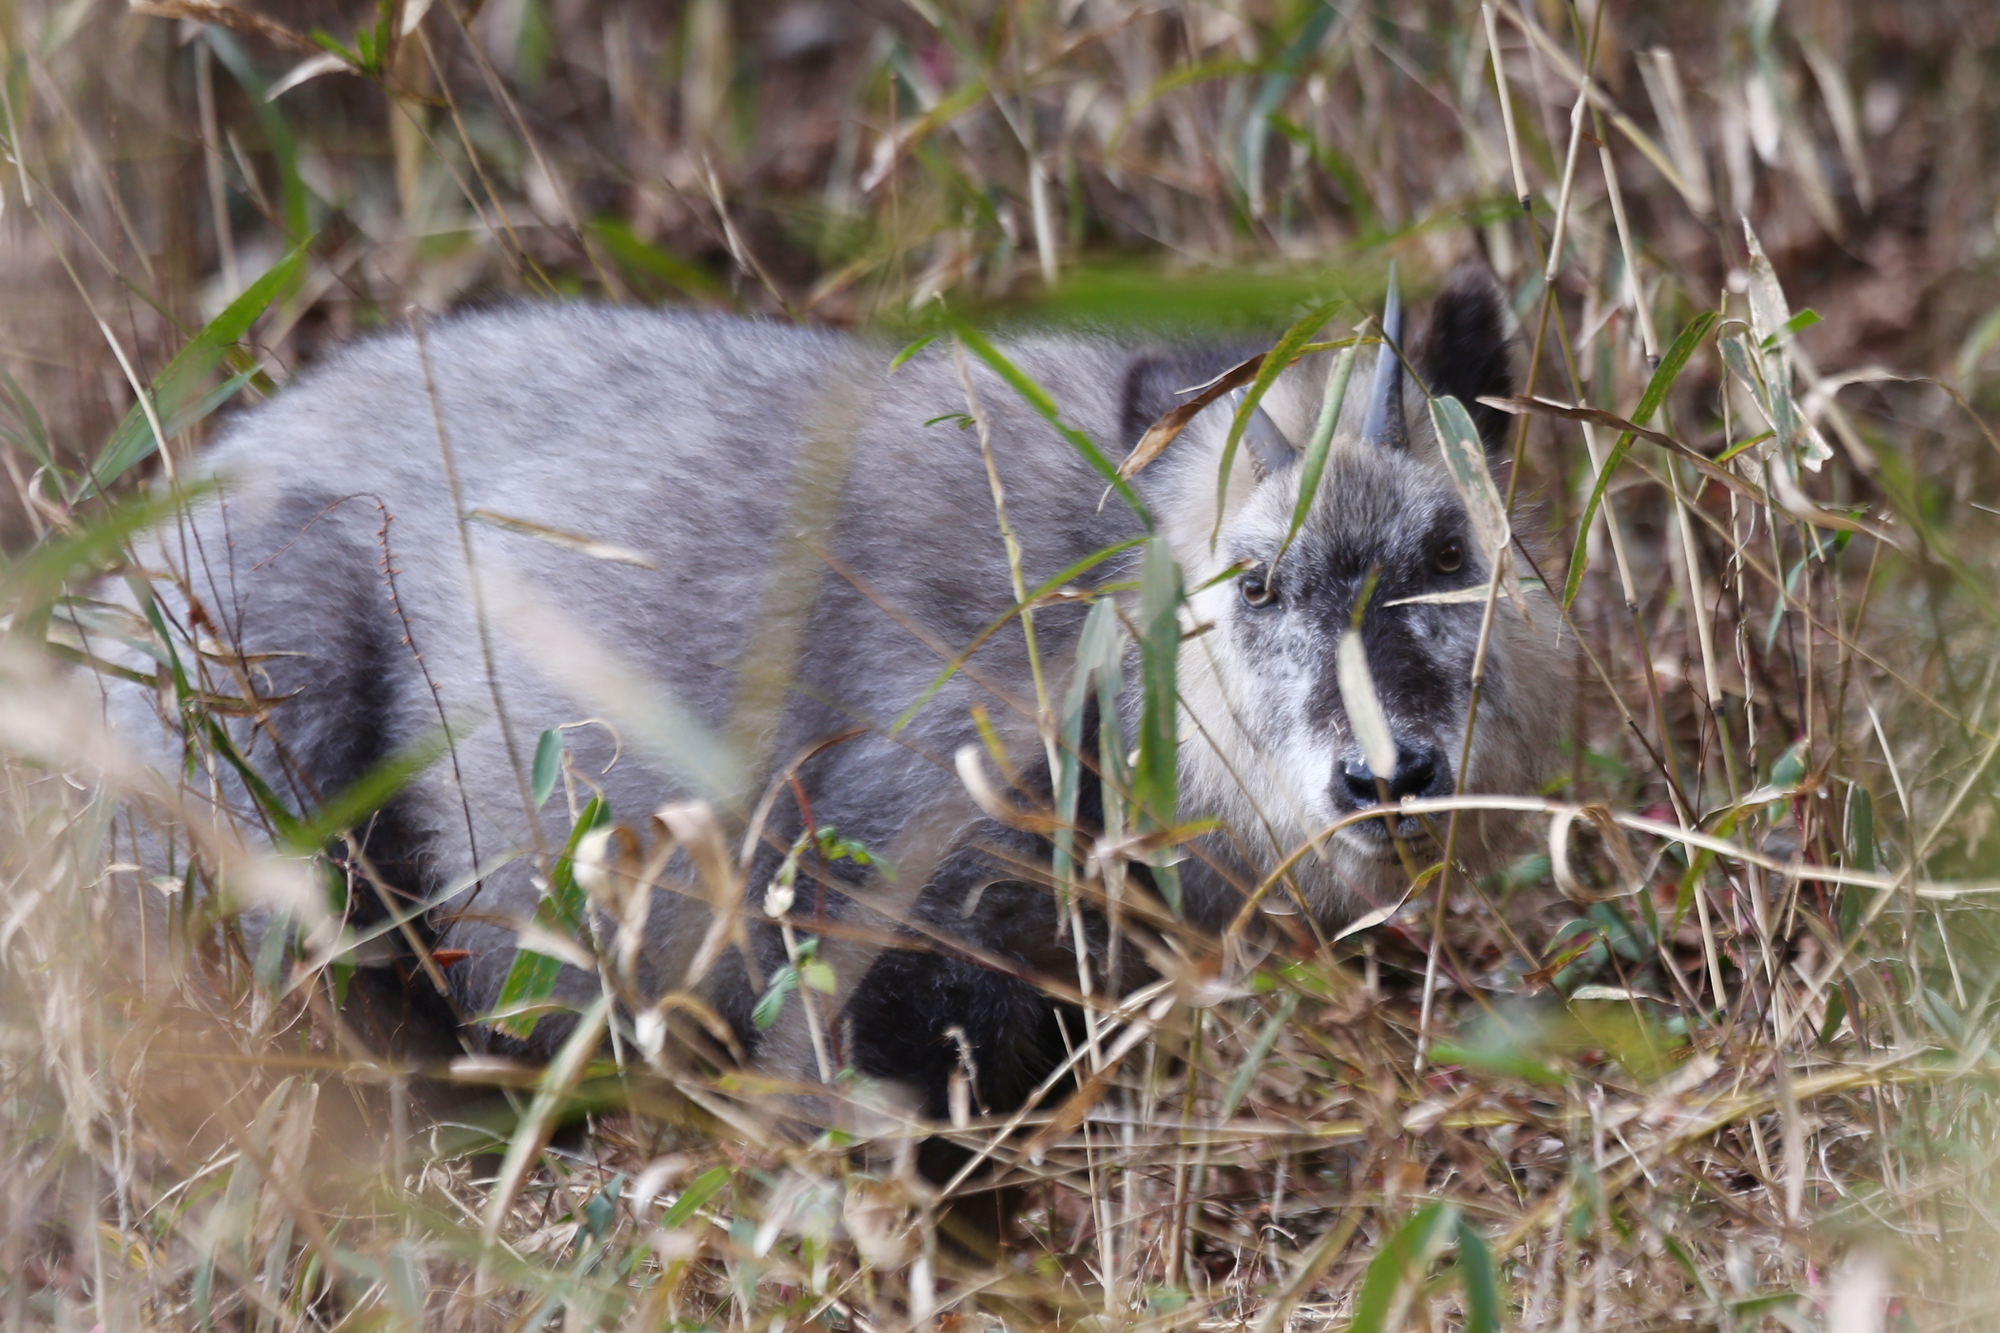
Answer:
531;729;563;810
892;537;1141;734
1536;309;1718;609
1428;394;1513;570
1218;992;1298;1117
205;30;311;238
951;320;1150;525
93;243;307;493
494;797;610;1038
285;727;453;852
1054;598;1125;896
1214;296;1345;540
752;967;797;1029
0;361;52;472
1456;1215;1502;1333
1346;1202;1459;1333
1107;59;1270;154
1632;310;1718;430
482;995;611;1242
657;1165;730;1231
2;484;204;616
590;218;731;303
888;334;937;372
1135;537;1183;913
1276;337;1359;564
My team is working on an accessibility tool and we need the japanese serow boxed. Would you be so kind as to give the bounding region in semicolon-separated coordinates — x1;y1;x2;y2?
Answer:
96;264;1567;1141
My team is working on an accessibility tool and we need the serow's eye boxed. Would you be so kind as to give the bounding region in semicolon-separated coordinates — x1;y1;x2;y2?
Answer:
1240;564;1278;608
1433;540;1464;575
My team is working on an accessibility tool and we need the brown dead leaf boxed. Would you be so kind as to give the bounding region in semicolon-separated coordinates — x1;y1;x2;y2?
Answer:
1116;352;1265;479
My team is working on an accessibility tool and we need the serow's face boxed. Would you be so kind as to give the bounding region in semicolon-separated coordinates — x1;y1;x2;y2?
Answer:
1169;265;1561;905
1207;452;1487;858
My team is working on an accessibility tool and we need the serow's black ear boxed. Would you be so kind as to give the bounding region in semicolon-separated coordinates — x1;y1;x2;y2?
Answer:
1414;264;1516;457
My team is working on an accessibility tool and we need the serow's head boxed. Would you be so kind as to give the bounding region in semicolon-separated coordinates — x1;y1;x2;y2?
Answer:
1167;264;1568;911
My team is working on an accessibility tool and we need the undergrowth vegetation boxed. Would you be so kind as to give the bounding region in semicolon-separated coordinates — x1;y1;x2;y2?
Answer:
5;0;2000;1329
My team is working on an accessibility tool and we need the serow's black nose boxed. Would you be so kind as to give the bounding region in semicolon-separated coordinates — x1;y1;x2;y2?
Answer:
1341;745;1447;808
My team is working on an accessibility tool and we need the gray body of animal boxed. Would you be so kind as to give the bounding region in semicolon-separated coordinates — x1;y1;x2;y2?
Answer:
98;266;1566;1126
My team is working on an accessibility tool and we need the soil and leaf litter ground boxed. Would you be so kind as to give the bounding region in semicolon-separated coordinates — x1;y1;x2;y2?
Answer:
4;1;2000;1329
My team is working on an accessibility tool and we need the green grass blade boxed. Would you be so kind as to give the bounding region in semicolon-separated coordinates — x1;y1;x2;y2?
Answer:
199;713;304;844
1561;310;1717;610
204;30;311;239
285;727;455;853
888;334;937;372
590;218;730;304
531;729;563;810
1632;310;1717;429
1426;1040;1567;1088
656;1166;730;1230
1054;598;1125;895
494;796;610;1038
1269;114;1379;235
1455;1215;1502;1333
1218;992;1298;1117
1238;4;1339;207
1347;1202;1459;1333
0;361;52;472
482;995;612;1241
1107;59;1268;154
891;537;1141;734
2;485;203;620
950;320;1150;524
1213;295;1344;543
1135;536;1182;912
1560;431;1637;613
1276;337;1359;565
92;244;307;493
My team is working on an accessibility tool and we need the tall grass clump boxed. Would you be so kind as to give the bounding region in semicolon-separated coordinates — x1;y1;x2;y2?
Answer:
6;1;2000;1329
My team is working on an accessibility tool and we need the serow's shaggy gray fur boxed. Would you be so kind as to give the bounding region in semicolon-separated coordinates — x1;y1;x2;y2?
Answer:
100;267;1568;1145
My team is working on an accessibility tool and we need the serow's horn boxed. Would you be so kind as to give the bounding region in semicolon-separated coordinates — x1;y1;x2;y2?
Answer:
1225;387;1298;478
1360;262;1406;450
